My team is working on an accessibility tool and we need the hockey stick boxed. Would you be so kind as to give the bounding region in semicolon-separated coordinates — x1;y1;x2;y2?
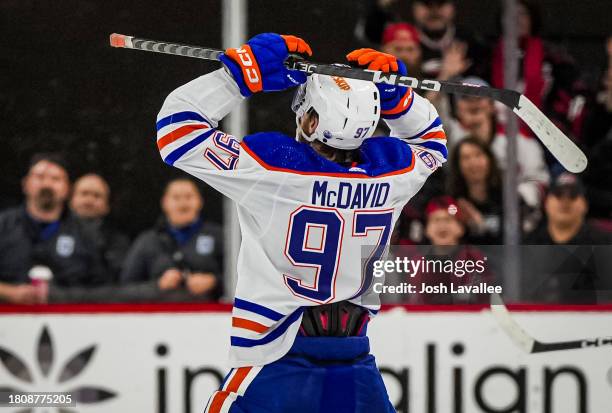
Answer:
109;33;587;173
490;293;612;353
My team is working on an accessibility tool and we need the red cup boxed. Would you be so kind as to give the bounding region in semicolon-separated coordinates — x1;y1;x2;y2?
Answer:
28;266;53;302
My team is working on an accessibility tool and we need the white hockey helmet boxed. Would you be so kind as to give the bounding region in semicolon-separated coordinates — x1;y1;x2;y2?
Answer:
291;73;380;150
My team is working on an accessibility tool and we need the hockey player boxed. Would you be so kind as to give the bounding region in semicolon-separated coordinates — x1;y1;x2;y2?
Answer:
156;33;447;413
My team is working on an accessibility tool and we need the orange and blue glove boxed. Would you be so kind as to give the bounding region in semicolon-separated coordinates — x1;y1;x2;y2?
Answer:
220;33;312;97
346;48;413;119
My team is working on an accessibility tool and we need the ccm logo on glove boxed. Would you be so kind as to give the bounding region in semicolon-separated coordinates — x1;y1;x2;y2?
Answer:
235;47;261;84
220;33;310;97
225;45;263;93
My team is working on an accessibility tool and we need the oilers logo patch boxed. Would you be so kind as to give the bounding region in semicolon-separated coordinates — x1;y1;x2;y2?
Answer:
418;151;437;170
56;235;75;257
196;235;215;255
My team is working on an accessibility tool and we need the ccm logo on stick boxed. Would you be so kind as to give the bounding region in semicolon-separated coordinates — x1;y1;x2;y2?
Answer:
288;61;317;73
369;71;442;92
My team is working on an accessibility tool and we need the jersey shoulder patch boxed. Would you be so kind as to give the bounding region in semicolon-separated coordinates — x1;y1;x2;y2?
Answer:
242;133;414;178
415;149;439;170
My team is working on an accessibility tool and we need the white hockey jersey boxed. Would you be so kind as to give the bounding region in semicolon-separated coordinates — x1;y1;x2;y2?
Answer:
157;69;447;367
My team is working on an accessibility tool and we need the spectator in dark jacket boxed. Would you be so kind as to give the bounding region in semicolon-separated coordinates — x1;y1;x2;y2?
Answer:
70;173;130;282
524;173;612;303
0;154;108;304
120;178;223;300
527;174;610;245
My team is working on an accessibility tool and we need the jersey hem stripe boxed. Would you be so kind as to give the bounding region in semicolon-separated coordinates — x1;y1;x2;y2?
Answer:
231;308;303;348
233;297;285;321
232;317;270;333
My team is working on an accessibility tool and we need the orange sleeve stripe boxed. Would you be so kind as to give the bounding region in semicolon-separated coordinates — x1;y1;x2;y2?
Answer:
232;317;269;333
207;391;230;413
420;131;447;140
381;88;414;116
224;45;263;94
157;124;208;151
226;367;253;393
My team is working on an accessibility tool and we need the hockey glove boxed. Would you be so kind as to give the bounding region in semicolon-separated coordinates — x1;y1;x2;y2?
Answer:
220;33;312;97
346;48;413;119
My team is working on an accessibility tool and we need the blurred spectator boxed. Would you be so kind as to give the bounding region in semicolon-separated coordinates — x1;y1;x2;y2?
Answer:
583;36;612;221
70;173;130;281
424;196;464;245
380;21;467;126
448;76;549;216
356;0;489;80
405;197;492;304
381;22;423;77
542;53;589;153
493;0;545;113
0;153;108;304
527;174;610;245
120;178;223;300
493;0;588;143
448;137;504;244
584;35;612;145
524;173;611;303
